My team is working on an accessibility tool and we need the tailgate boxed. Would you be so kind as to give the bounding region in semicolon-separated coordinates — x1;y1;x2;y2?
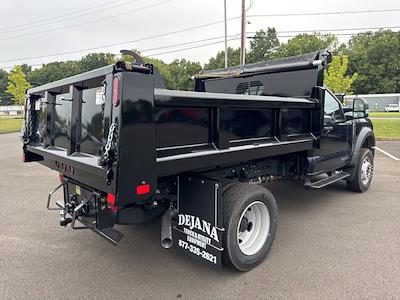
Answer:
22;65;118;193
22;62;157;205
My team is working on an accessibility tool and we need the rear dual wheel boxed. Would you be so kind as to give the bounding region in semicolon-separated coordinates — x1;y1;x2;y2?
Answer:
222;183;278;271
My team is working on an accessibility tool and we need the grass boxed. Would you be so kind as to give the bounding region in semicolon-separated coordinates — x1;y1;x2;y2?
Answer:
369;112;400;118
0;117;23;134
371;119;400;140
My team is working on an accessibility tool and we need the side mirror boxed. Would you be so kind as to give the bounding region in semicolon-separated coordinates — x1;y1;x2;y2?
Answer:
323;114;333;125
353;98;369;118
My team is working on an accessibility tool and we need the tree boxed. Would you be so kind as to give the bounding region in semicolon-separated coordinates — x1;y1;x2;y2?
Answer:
168;59;202;90
20;64;32;76
27;60;81;87
247;28;280;63
6;65;31;105
204;47;240;70
271;33;338;59
79;53;115;73
324;55;357;93
346;30;400;94
143;56;173;89
0;69;11;105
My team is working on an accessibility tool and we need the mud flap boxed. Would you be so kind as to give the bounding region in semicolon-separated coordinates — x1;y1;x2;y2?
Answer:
173;175;224;268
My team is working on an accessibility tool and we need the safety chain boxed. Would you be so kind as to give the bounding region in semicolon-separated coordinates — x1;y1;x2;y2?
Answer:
103;122;117;161
99;122;118;185
20;102;35;144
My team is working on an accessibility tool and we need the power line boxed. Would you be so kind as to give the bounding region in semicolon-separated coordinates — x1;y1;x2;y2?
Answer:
248;7;400;18
145;28;400;56
1;6;398;41
0;0;172;42
0;17;241;63
140;34;241;52
271;25;400;34
0;0;141;34
1;24;398;65
0;0;126;32
0;25;396;70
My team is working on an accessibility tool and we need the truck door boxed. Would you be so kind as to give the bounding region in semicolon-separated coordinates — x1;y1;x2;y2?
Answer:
317;89;351;172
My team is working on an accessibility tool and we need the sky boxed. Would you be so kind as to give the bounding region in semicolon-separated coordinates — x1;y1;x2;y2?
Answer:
0;0;398;70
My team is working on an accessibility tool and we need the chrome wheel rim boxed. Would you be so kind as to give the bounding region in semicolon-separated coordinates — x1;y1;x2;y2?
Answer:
237;201;270;256
361;157;373;185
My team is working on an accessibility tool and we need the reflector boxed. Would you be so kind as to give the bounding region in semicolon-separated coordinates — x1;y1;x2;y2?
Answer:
136;184;150;195
107;193;116;205
113;76;120;106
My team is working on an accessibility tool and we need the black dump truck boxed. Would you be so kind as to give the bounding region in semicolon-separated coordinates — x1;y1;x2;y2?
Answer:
21;50;375;271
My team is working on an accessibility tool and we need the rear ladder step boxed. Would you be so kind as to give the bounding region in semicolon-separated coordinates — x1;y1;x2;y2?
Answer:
305;172;350;189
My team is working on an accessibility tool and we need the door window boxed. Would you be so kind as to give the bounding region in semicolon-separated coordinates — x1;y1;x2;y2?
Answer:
324;91;344;122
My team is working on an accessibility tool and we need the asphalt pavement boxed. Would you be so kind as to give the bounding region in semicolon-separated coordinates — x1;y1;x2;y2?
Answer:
0;133;399;299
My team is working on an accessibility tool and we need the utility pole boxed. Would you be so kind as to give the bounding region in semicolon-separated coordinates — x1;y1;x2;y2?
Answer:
224;0;228;68
240;0;246;65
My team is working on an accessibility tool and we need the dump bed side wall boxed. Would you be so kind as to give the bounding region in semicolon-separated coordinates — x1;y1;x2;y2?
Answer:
153;90;321;177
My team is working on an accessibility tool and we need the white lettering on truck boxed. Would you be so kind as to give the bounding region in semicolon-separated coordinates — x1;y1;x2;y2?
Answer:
178;214;219;243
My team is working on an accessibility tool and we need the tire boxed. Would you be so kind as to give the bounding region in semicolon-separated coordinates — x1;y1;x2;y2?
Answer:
347;148;374;192
222;183;278;271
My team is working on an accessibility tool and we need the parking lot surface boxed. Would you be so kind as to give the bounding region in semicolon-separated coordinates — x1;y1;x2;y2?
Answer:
0;133;399;299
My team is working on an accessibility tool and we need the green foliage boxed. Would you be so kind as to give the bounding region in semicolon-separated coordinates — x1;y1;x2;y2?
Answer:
247;28;280;63
371;119;400;139
271;33;338;59
0;117;23;134
168;59;202;90
204;47;240;70
19;64;32;76
0;69;11;105
6;66;31;105
143;56;173;88
0;29;398;98
324;55;357;93
27;60;81;87
28;53;115;87
79;53;115;73
346;30;400;94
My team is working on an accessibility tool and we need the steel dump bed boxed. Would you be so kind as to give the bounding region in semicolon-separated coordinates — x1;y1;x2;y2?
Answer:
23;54;323;208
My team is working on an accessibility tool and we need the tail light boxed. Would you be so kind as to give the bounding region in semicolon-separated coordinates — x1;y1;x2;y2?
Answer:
107;193;116;205
112;76;120;107
107;193;118;212
136;183;150;195
59;173;65;183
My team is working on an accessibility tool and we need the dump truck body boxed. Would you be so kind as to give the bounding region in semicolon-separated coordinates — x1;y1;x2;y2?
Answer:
21;51;375;270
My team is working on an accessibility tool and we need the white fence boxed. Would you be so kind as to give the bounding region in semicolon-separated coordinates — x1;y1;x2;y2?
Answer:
0;105;24;116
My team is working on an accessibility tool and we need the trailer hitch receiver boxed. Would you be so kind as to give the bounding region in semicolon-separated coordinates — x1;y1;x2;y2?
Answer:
47;182;124;246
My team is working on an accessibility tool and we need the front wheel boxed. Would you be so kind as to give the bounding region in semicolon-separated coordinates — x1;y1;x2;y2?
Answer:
222;183;278;271
347;148;374;192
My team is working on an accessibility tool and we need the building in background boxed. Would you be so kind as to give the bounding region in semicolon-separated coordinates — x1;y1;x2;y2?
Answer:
344;93;400;112
0;105;24;116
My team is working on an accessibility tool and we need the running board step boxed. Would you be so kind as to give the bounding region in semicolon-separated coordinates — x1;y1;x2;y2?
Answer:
92;227;124;246
305;172;350;189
